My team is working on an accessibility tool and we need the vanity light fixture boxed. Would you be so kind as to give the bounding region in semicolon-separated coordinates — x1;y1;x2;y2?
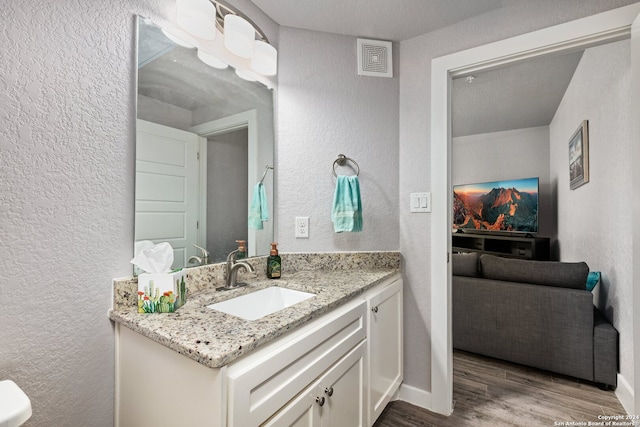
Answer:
161;27;198;48
251;40;277;76
176;0;217;40
175;0;278;78
234;68;258;82
197;49;228;69
224;14;255;59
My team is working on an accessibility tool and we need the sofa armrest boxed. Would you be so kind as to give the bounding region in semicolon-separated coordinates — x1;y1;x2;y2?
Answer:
593;308;618;387
453;276;594;381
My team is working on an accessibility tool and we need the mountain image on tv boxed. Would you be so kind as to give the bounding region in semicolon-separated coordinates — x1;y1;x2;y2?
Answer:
453;178;538;233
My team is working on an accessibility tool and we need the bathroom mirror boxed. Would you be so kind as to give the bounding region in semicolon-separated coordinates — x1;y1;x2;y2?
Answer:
135;16;275;269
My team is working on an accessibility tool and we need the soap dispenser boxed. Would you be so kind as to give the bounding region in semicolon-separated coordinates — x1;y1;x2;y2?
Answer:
267;242;281;279
236;240;246;260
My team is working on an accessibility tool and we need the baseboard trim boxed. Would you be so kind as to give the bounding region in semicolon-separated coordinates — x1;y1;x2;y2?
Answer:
398;383;432;410
616;373;634;414
397;376;631;417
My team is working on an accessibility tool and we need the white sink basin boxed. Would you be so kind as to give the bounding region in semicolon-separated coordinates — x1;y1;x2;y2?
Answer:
0;380;32;427
207;287;315;321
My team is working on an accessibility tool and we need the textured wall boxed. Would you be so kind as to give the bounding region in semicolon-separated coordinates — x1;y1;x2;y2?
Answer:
0;1;277;426
399;0;638;397
453;126;553;238
0;1;175;425
549;39;633;387
276;27;399;252
2;2;132;426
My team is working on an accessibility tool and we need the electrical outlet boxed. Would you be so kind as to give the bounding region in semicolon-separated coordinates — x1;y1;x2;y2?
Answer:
295;217;309;238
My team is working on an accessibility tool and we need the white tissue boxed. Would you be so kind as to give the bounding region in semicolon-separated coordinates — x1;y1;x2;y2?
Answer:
130;241;174;274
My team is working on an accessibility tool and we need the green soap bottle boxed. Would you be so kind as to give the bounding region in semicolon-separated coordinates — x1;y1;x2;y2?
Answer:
267;242;281;279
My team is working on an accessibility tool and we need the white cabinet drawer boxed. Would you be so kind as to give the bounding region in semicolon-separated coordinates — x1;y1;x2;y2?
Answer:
227;300;367;427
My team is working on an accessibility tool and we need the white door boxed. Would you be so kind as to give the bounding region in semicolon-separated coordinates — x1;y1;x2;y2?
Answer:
135;119;200;269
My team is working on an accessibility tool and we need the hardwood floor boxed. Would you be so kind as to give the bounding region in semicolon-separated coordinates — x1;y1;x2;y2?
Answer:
374;350;626;427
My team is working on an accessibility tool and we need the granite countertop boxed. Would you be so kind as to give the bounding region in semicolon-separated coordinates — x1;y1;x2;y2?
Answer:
109;267;399;369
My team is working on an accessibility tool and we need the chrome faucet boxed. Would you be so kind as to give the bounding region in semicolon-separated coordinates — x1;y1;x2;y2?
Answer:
187;255;202;266
225;261;255;289
188;244;209;267
226;248;242;273
219;247;254;289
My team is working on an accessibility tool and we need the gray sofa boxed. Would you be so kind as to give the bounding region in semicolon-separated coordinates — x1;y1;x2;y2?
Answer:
453;253;618;388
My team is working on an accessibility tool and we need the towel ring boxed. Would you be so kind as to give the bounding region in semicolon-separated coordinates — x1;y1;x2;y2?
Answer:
332;154;360;177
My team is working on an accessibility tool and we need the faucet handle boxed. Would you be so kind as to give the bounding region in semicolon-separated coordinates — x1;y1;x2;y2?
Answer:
193;244;209;256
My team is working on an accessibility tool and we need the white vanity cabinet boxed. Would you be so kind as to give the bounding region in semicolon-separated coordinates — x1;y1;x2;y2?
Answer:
115;274;402;427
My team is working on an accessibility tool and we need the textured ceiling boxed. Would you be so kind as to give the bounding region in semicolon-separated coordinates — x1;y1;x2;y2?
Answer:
452;51;583;137
250;0;585;136
250;0;504;41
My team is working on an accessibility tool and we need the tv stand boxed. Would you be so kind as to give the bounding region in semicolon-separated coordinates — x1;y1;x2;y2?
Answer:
452;233;550;260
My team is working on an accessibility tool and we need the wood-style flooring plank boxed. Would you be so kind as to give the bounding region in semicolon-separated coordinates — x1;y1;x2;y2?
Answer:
373;350;626;427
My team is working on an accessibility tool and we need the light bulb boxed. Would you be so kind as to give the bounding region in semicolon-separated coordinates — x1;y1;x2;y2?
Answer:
235;68;258;82
250;40;277;76
224;14;255;59
177;0;217;40
162;27;198;48
197;49;228;69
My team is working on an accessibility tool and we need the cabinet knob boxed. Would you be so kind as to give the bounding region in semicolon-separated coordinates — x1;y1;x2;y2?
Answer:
315;396;325;406
324;386;334;397
371;306;379;313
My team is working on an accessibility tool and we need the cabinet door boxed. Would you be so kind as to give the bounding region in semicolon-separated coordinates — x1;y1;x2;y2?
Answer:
322;341;366;427
368;279;403;424
264;341;365;427
261;389;321;427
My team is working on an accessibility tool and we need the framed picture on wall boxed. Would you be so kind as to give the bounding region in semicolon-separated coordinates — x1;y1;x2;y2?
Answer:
569;120;589;190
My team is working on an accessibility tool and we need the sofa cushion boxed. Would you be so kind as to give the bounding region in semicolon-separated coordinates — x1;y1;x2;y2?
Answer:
479;254;589;289
452;253;480;277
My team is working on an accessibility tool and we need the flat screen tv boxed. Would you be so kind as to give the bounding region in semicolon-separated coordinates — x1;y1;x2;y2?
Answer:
453;177;539;234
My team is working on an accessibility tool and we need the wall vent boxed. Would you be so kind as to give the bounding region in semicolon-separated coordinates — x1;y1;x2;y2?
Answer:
357;38;393;78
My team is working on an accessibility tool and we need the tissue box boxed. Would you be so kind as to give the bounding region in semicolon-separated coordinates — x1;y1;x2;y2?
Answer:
137;270;186;313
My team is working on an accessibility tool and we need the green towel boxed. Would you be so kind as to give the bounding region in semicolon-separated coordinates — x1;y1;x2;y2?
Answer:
332;175;363;233
248;183;268;230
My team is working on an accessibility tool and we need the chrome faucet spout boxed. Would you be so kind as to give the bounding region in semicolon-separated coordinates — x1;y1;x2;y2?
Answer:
220;245;253;290
193;244;210;266
226;249;240;271
188;255;203;266
224;261;255;289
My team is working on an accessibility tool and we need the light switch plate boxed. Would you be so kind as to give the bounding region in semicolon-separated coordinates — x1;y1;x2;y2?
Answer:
410;192;431;213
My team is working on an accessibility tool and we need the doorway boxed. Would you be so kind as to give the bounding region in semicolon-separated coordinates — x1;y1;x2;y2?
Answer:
429;4;640;415
205;128;249;261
